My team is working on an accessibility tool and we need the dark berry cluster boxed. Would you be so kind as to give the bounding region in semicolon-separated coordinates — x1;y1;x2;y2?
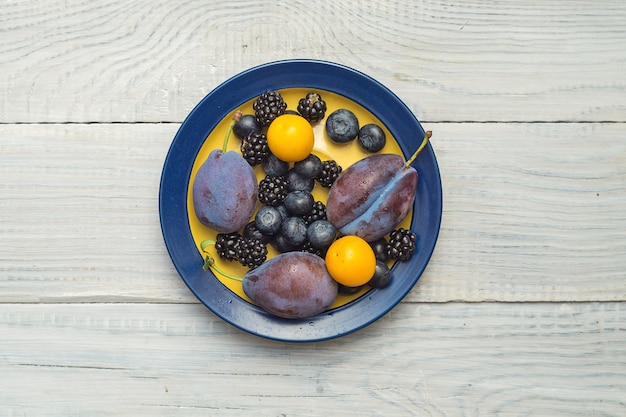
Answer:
240;131;269;166
317;159;342;188
252;168;337;258
214;232;268;269
223;90;346;263
215;232;240;261
206;89;412;285
232;91;347;182
236;237;269;268
297;92;327;123
258;175;289;206
387;228;417;261
303;200;327;225
369;228;417;263
253;90;287;127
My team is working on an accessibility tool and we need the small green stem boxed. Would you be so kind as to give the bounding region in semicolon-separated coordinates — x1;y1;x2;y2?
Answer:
405;130;432;168
200;239;244;282
221;118;237;153
202;255;244;282
200;239;216;252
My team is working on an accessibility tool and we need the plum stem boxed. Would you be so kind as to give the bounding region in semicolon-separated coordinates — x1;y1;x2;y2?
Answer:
221;117;238;153
200;240;243;282
405;130;432;168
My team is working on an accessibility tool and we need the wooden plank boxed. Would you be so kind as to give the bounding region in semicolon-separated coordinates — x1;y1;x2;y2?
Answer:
1;1;625;123
410;121;626;302
1;302;624;416
0;123;191;302
1;122;624;303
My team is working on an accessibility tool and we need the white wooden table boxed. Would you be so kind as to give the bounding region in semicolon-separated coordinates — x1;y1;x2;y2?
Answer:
2;1;625;415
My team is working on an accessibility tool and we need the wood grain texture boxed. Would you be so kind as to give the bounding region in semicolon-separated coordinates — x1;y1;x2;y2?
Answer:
0;123;189;302
1;0;626;123
1;302;624;416
415;122;626;302
1;122;624;303
2;2;626;415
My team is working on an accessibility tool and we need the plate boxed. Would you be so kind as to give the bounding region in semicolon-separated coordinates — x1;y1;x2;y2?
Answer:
159;59;442;342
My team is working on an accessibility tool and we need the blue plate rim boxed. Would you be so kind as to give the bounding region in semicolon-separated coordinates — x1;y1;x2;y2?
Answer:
159;59;442;342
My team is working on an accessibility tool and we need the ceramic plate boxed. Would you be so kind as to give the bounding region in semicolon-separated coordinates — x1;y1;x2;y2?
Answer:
159;59;442;342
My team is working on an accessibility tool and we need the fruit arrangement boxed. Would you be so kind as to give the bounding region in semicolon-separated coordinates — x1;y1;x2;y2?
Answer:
190;89;430;319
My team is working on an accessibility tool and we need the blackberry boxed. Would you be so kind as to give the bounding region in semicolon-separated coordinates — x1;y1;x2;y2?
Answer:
387;228;417;261
253;90;287;127
301;241;326;258
303;200;327;224
240;131;269;166
316;160;342;188
236;238;268;269
215;232;242;261
297;92;327;123
258;175;289;206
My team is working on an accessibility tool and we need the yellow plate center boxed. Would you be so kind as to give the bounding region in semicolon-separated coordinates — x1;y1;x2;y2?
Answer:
187;88;412;309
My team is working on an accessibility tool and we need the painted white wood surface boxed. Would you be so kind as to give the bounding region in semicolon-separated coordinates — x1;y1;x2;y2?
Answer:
1;302;625;416
1;0;625;415
1;0;626;123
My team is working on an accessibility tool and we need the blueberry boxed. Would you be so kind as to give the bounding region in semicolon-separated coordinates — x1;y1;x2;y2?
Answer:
358;123;386;153
368;260;391;288
294;154;323;179
255;206;283;235
338;284;363;295
286;169;315;192
263;153;289;176
280;217;308;247
325;109;359;143
243;221;271;244
275;204;290;223
369;238;389;262
233;114;261;140
270;233;298;253
284;190;314;216
306;220;336;249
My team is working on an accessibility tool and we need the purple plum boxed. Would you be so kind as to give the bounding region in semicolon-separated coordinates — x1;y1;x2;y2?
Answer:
243;252;338;319
192;149;258;233
326;153;418;242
